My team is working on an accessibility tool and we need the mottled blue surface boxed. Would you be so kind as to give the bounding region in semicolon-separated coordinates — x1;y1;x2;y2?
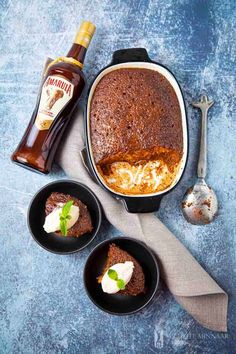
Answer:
0;0;235;353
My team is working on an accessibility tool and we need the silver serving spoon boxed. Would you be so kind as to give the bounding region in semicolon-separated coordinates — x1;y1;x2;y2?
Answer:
181;95;218;225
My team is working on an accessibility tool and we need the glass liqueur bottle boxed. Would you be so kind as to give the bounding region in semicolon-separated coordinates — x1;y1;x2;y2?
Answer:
11;21;96;174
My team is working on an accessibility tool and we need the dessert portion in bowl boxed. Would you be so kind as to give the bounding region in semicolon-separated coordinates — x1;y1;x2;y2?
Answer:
98;243;145;296
28;180;102;254
90;67;184;195
84;237;159;314
44;192;93;237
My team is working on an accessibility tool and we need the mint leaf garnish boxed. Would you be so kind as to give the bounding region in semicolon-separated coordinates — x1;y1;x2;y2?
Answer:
107;268;126;291
117;279;125;290
60;219;67;236
59;200;74;236
108;269;118;281
61;200;73;217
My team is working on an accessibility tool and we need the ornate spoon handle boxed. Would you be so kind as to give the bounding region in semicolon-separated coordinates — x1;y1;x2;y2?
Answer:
192;95;214;179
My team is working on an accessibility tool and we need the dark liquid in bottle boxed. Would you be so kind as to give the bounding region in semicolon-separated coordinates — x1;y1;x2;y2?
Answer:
11;21;95;174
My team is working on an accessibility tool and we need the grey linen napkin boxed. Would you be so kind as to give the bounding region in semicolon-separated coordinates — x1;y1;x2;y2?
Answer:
56;111;228;332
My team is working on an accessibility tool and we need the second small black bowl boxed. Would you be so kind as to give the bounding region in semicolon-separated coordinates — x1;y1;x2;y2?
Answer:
84;237;159;315
28;180;102;254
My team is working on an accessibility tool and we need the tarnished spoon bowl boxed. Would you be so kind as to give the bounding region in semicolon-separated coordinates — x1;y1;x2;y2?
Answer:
182;178;218;225
181;94;218;225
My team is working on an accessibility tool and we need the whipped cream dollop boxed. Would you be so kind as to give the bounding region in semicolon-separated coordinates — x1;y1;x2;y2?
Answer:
101;261;134;294
43;203;80;233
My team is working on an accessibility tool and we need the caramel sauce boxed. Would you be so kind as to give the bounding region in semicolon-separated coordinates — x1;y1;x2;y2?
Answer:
98;158;181;195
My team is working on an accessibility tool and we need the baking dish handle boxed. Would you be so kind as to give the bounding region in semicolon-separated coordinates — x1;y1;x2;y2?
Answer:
122;196;163;213
111;48;152;64
80;147;98;183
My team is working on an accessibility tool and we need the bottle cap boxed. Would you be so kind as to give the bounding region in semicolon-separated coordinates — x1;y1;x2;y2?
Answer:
74;21;96;48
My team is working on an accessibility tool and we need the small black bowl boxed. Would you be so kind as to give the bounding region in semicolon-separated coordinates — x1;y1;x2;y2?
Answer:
84;237;159;315
28;180;102;254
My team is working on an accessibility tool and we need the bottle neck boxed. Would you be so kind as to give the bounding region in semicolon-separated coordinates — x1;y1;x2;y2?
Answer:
66;43;87;67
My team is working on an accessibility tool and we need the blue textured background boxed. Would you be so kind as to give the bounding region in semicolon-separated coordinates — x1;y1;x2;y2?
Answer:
0;0;235;353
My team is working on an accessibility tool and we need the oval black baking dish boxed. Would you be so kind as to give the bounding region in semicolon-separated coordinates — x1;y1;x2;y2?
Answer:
81;48;188;213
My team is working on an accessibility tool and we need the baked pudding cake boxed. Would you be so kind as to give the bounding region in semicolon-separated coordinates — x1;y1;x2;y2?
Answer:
90;68;183;195
98;243;145;296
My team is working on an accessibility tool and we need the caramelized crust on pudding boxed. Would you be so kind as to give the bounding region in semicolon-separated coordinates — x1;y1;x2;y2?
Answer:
45;192;93;237
98;244;145;296
90;68;183;195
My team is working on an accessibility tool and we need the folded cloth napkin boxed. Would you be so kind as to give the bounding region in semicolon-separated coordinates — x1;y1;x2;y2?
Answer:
55;109;228;332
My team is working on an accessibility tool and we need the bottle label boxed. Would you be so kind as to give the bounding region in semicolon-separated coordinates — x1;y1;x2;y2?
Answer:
35;75;74;130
